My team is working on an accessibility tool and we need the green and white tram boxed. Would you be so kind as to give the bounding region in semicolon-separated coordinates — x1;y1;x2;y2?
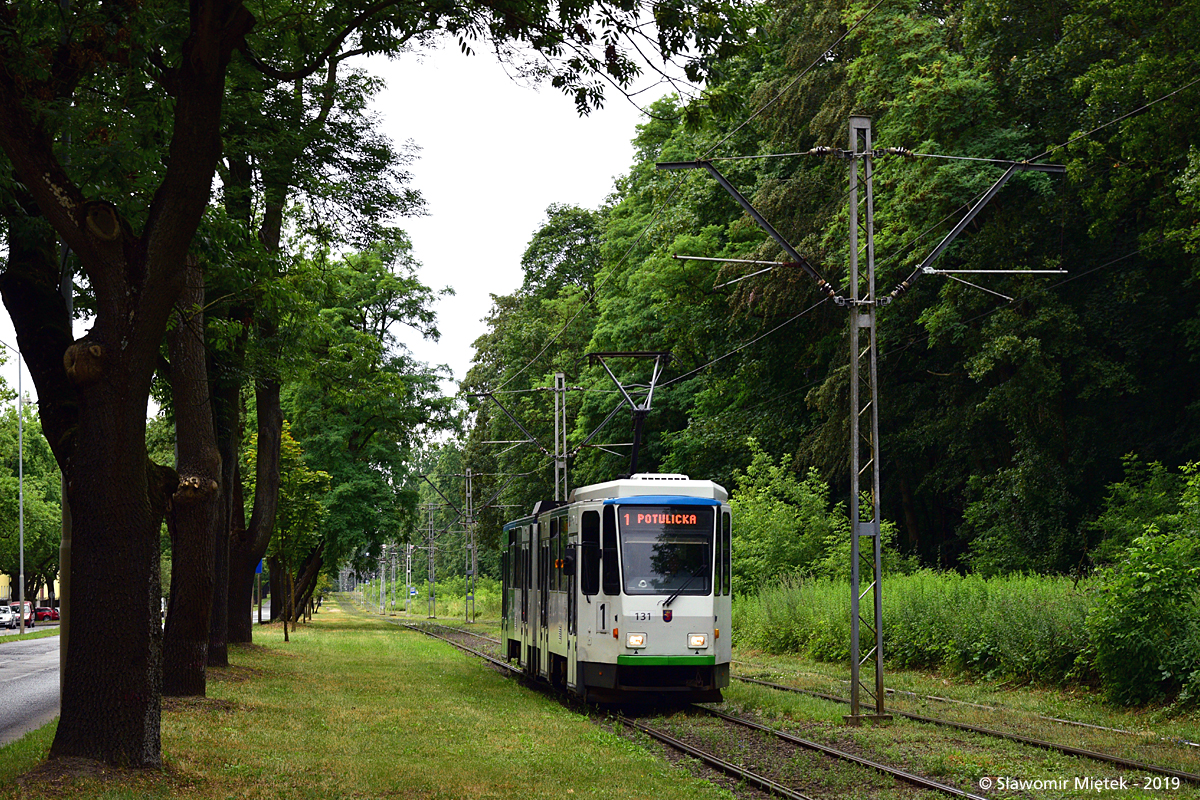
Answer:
500;473;732;703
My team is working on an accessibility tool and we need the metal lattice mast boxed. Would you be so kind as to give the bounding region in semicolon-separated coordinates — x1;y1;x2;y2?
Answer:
554;372;568;501
464;468;475;622
405;543;413;615
846;116;889;724
427;504;436;619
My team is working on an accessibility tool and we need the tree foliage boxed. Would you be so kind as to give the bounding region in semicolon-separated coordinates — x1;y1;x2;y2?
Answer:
0;398;61;601
461;0;1200;592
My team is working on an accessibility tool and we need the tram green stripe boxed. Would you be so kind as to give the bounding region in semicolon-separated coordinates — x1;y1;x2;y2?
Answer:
617;655;716;666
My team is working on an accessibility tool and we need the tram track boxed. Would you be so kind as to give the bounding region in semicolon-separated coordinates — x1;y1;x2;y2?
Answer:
402;620;994;800
382;616;1199;796
734;675;1200;784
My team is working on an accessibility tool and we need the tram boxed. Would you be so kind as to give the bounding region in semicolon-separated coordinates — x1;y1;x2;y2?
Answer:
500;473;732;703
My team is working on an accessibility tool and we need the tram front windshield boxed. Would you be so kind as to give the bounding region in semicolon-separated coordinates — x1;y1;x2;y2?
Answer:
618;505;714;596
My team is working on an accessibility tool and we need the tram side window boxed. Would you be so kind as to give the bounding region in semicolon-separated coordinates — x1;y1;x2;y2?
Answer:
601;505;620;595
722;511;732;596
549;518;558;592
581;510;600;596
714;520;723;597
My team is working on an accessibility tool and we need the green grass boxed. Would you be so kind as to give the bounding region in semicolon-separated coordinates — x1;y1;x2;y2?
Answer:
0;598;732;799
0;627;60;644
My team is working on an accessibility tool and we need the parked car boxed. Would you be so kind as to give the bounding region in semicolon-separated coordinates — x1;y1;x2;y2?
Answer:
9;603;34;628
34;607;58;621
0;606;14;629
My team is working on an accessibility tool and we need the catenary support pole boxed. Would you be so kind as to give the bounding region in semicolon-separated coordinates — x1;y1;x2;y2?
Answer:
427;504;436;618
554;372;567;501
846;115;890;725
464;468;474;622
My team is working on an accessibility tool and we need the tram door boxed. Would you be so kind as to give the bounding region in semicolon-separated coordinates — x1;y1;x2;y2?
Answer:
566;521;578;689
538;522;551;678
519;526;532;672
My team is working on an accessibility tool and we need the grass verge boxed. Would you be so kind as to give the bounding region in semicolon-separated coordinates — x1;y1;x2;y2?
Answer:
0;627;60;644
0;598;731;800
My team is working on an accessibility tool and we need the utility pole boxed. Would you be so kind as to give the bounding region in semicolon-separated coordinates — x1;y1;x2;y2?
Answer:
464;468;474;622
844;116;889;723
554;372;568;500
379;547;387;614
427;502;437;619
405;543;413;615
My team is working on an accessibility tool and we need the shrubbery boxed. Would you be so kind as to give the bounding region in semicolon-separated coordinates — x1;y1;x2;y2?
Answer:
1085;530;1200;705
729;440;913;595
362;576;503;620
730;454;1200;706
733;571;1089;685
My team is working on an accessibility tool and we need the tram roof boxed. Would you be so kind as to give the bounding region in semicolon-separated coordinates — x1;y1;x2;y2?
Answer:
570;473;728;504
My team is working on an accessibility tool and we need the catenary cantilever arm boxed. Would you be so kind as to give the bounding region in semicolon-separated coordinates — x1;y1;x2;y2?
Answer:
657;160;838;299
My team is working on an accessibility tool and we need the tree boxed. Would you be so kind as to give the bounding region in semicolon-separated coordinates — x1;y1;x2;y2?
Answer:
0;0;752;765
0;397;62;602
286;241;453;587
244;423;328;638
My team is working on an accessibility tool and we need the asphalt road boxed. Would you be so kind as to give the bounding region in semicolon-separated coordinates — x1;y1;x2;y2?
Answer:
0;606;273;748
0;634;60;747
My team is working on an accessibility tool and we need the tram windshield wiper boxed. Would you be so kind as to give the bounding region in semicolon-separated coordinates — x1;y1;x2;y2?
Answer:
662;563;708;607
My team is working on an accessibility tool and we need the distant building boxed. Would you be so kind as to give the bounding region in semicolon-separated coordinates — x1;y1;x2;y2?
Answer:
0;574;60;604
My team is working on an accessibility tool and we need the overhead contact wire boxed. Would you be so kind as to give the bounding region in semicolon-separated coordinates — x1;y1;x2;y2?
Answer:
491;173;687;392
700;0;889;160
659;296;830;389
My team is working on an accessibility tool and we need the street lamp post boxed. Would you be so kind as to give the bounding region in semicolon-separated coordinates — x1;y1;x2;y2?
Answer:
17;358;24;635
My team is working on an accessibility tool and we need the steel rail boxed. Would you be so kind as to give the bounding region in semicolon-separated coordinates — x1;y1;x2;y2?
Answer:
735;676;1200;785
397;621;517;674
620;715;817;800
402;621;823;800
402;619;988;800
417;621;500;645
695;705;990;800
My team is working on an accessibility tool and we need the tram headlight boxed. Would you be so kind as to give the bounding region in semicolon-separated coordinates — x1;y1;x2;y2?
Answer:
688;633;709;649
626;632;647;649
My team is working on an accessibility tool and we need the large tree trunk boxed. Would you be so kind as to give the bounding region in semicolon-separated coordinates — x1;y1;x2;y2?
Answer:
268;555;284;622
228;378;283;640
163;258;221;696
212;155;252;651
207;359;243;661
0;0;254;765
289;544;324;624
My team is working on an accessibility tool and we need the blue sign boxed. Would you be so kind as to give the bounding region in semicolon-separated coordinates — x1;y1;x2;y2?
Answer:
409;587;418;596
255;560;263;575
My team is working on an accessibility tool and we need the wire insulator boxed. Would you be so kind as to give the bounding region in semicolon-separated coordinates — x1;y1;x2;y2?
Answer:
815;279;838;299
877;147;913;158
806;146;838;157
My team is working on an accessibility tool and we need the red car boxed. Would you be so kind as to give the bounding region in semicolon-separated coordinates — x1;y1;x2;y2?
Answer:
9;603;34;628
35;607;58;621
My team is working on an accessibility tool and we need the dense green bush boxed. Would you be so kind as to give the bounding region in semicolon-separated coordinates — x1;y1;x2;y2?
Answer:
1085;531;1200;705
734;571;1089;685
360;576;503;620
1082;462;1200;705
729;440;913;594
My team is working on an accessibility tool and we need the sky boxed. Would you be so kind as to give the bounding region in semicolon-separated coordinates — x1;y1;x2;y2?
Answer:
0;41;668;407
364;44;663;392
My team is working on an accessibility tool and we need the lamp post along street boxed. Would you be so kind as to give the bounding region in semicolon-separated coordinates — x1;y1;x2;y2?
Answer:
18;358;25;635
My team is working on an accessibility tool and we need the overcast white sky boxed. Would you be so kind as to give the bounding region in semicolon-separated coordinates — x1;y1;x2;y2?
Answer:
0;41;670;408
369;44;664;391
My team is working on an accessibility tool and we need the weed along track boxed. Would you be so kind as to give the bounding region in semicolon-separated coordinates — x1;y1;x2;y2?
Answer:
391;617;1200;800
735;675;1200;785
399;620;995;800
